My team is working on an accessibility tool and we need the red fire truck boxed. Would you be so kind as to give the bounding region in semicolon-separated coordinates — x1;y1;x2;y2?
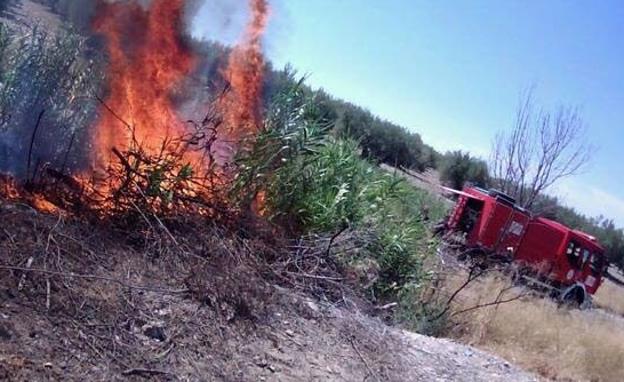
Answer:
441;187;608;306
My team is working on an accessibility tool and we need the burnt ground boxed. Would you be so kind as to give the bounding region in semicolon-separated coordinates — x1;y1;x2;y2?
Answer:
0;199;539;381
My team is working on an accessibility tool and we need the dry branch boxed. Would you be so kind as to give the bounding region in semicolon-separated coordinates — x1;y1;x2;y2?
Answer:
490;88;592;208
0;265;190;294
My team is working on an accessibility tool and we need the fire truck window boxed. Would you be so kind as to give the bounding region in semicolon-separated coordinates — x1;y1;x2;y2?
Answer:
590;253;604;276
458;199;482;233
566;241;582;269
566;242;574;255
582;249;590;264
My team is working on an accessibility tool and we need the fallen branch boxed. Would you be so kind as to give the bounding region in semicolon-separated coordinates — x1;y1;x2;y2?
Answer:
325;225;348;257
27;109;46;182
450;292;528;317
96;95;132;130
121;368;174;377
284;271;344;281
349;337;380;382
431;264;486;321
375;302;398;311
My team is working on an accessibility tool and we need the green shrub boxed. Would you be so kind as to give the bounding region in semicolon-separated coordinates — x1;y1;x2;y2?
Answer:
271;138;371;232
334;102;436;171
262;66;440;172
0;23;102;176
234;80;448;307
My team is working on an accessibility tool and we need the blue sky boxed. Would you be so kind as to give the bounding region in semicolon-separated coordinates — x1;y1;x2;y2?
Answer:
195;0;624;226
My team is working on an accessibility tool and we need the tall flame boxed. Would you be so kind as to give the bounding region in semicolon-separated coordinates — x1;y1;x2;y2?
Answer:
219;0;269;141
92;0;195;168
1;0;272;215
91;0;269;175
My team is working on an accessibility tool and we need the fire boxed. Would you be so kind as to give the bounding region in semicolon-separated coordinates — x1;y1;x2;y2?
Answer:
0;175;60;215
0;0;271;216
93;0;270;167
219;0;269;141
92;0;196;168
92;0;269;168
0;175;20;200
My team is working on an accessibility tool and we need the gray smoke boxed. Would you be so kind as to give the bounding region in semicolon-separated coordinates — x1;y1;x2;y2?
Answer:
190;0;249;46
55;0;205;37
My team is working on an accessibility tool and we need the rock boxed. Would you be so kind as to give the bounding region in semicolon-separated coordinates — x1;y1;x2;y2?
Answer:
0;323;13;340
143;325;166;342
305;300;320;313
255;358;275;373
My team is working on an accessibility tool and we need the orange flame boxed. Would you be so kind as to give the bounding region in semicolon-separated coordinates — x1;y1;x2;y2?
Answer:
92;0;195;168
1;1;271;215
0;175;60;214
86;0;269;212
92;0;269;166
219;0;269;141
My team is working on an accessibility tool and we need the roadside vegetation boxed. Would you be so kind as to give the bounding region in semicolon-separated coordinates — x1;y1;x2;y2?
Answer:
234;78;624;381
259;67;624;273
2;2;622;272
0;21;100;177
438;150;489;190
439;271;624;382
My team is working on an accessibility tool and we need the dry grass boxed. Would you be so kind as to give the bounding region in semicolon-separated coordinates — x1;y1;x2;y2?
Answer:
443;271;624;382
594;278;624;316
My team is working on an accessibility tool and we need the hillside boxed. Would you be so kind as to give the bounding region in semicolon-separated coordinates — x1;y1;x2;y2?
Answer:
0;198;537;381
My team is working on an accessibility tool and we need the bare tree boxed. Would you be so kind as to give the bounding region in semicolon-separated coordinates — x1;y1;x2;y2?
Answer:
490;89;592;208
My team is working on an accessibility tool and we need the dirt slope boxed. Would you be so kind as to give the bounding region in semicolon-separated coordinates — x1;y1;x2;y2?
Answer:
0;199;537;382
0;286;539;382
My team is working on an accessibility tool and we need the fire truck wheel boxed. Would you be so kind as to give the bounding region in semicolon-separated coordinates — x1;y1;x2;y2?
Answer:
580;295;593;310
561;286;586;308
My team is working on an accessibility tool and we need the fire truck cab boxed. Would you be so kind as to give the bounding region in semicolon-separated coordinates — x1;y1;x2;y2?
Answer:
515;217;606;302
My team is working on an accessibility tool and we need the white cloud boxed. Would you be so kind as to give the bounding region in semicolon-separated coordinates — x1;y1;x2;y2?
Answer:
554;179;624;227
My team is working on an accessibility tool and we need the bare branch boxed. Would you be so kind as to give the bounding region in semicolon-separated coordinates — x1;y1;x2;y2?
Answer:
489;89;592;208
